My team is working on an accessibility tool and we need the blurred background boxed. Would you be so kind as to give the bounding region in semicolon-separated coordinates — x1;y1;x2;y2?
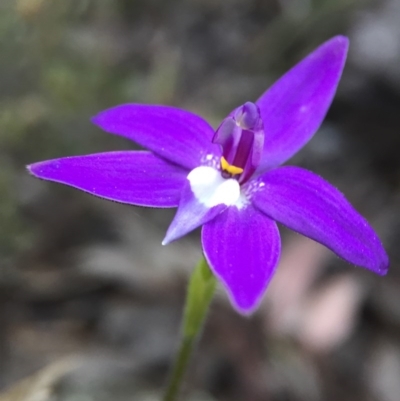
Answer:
1;0;400;400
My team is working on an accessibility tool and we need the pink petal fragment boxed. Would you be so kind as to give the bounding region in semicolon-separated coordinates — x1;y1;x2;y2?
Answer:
92;104;220;170
265;235;331;335
253;166;389;274
202;205;281;314
28;151;187;207
256;36;349;171
297;274;365;353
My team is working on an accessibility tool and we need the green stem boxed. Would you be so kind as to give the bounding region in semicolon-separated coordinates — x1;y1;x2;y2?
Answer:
162;337;194;401
163;257;217;401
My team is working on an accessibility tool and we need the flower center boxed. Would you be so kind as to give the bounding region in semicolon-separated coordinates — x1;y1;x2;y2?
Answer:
212;101;264;184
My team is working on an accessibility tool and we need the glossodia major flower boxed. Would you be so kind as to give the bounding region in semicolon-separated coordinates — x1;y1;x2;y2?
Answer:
28;36;388;314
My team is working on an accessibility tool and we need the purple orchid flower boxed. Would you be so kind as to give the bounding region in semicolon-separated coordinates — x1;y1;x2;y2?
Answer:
28;36;388;314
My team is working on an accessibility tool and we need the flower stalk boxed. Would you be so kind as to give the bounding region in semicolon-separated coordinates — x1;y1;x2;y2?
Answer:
163;257;217;401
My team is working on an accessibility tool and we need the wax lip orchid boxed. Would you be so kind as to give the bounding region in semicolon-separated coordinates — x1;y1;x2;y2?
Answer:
28;36;389;314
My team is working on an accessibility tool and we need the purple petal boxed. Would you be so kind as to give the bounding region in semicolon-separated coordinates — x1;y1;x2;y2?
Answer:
256;36;349;171
202;205;281;314
28;151;187;207
252;166;389;274
92;104;220;170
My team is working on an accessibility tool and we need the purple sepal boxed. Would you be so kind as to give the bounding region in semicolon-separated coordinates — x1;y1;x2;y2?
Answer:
28;151;187;208
163;179;227;245
256;36;349;171
92;104;220;170
202;205;281;314
252;166;389;274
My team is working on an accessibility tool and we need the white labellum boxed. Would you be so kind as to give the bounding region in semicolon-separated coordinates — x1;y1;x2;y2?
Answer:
187;166;240;208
